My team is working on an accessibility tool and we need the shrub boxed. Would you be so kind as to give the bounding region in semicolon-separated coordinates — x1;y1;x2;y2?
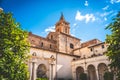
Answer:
36;78;48;80
80;73;87;80
104;71;114;80
58;78;65;80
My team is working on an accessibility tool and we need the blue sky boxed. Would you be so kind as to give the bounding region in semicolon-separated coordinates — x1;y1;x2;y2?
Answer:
0;0;120;42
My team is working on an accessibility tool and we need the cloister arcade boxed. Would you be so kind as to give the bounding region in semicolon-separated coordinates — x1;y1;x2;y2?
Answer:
76;66;84;80
72;55;110;80
87;65;97;80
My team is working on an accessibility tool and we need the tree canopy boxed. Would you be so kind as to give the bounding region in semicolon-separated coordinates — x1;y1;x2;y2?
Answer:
0;10;30;80
106;11;120;79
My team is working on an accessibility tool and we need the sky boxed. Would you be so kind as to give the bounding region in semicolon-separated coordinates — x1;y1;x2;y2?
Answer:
0;0;120;42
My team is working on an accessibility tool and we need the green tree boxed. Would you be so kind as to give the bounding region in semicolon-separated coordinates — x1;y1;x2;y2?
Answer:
80;73;87;80
0;10;30;80
104;71;114;80
106;11;120;79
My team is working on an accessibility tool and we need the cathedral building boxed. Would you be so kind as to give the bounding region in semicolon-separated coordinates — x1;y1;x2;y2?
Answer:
28;14;110;80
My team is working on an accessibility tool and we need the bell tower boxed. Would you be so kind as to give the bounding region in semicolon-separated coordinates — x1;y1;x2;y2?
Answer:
55;13;70;35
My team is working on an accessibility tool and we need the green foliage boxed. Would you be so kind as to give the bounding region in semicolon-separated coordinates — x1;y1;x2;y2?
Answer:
80;73;87;80
104;71;114;80
0;10;30;80
36;78;48;80
106;11;120;79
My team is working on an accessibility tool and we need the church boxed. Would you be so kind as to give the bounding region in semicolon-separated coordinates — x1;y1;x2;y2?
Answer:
28;14;110;80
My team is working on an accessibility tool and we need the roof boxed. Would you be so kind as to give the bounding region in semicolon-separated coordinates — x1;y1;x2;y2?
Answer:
55;13;70;26
29;32;56;43
31;46;80;58
88;42;105;48
60;32;81;41
73;39;102;51
81;39;101;48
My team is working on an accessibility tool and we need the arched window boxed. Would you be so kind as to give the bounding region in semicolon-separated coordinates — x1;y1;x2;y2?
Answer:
101;45;104;48
32;52;36;56
51;35;53;40
70;43;74;49
37;64;47;78
41;42;43;47
87;65;97;80
31;40;35;44
57;29;59;32
90;48;93;51
65;28;67;33
98;63;108;80
50;44;52;49
76;66;84;80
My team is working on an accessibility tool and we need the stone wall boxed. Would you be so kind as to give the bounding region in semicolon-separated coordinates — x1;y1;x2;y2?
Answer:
72;55;110;80
58;32;81;54
73;39;107;58
46;32;81;56
28;33;57;51
29;47;76;80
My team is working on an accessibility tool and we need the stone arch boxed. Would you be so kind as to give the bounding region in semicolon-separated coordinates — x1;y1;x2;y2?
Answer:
76;66;84;80
37;64;47;78
32;52;37;56
98;63;108;80
87;64;97;80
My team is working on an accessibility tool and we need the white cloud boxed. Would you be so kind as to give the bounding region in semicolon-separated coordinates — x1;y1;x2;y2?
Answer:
111;0;114;4
102;5;109;10
71;33;75;37
85;14;95;23
116;0;120;3
75;11;96;23
104;17;107;21
71;23;79;36
100;11;113;17
45;26;55;33
110;0;120;4
73;23;77;26
0;7;3;11
75;11;84;21
84;1;89;6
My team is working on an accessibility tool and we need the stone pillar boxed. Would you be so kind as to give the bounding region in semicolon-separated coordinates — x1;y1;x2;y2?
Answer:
83;59;88;77
31;57;37;80
49;63;51;80
49;63;54;80
83;56;87;74
51;64;54;80
49;56;55;80
96;68;99;80
74;71;76;80
31;62;35;80
71;64;76;80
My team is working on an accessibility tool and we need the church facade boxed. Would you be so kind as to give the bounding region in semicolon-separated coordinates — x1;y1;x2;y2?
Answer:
28;14;110;80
